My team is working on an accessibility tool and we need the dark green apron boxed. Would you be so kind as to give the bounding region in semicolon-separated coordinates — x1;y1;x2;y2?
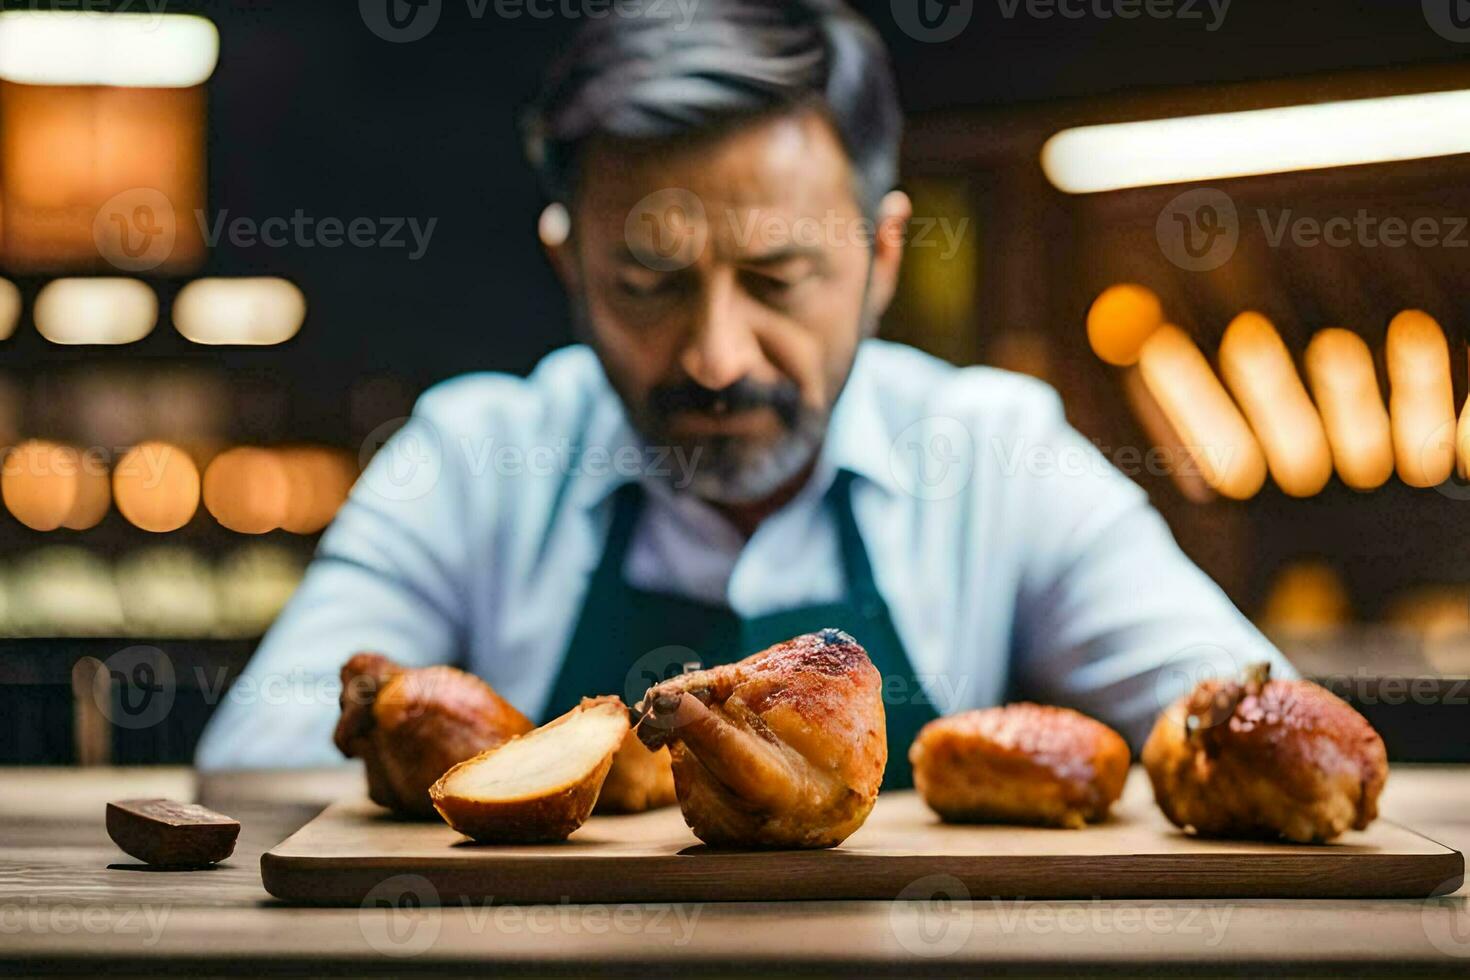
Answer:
543;470;937;788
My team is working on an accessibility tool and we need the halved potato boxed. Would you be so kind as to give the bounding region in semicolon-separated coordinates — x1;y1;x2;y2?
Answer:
429;696;629;843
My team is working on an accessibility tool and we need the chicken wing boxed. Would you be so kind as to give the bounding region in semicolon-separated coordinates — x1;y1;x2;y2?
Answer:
636;628;886;849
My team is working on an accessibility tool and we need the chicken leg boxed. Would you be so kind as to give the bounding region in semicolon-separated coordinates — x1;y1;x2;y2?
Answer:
637;629;887;848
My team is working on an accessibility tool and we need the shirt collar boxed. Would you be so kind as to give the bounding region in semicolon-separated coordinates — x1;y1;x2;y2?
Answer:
572;340;902;510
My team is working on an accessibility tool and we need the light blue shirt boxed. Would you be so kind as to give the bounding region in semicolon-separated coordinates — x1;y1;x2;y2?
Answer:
196;339;1292;769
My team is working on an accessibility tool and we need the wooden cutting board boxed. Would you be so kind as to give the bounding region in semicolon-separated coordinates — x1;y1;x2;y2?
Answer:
261;773;1463;905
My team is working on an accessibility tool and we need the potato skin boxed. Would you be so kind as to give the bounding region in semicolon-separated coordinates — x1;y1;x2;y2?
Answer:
430;750;616;843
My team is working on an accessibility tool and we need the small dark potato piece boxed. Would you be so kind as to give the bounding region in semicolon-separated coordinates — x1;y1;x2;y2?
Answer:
106;799;240;867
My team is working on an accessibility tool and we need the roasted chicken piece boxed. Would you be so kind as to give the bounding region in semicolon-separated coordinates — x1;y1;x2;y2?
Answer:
636;628;886;849
595;731;678;814
910;704;1130;828
333;653;533;817
1143;663;1388;843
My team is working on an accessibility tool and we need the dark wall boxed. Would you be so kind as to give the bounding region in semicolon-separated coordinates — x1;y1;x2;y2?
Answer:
98;0;1468;417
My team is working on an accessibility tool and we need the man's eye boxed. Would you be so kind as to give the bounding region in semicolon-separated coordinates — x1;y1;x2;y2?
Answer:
742;270;802;299
616;273;677;297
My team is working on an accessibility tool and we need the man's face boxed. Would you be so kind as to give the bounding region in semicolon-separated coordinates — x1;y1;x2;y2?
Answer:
558;111;903;504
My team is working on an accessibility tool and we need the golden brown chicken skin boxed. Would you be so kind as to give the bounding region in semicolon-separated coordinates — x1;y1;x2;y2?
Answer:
1143;664;1387;843
334;653;534;817
910;704;1130;828
594;730;678;814
637;629;887;849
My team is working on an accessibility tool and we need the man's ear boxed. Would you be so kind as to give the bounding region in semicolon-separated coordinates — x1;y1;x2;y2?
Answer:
539;202;580;292
863;190;912;328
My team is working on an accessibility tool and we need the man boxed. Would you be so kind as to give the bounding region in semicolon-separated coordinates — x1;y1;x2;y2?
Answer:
197;0;1289;783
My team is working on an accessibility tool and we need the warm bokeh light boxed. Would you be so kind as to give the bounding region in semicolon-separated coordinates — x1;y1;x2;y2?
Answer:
1386;310;1456;488
0;279;19;340
1042;89;1470;193
1218;311;1332;498
1137;324;1267;500
116;545;217;637
0;12;212;270
173;278;307;345
2;440;79;531
113;440;200;532
216;543;306;637
1304;328;1394;491
203;447;291;534
0;12;218;88
277;446;357;534
1121;367;1215;504
202;445;356;535
1261;560;1352;634
34;278;157;344
6;546;123;636
1086;284;1164;367
63;449;110;530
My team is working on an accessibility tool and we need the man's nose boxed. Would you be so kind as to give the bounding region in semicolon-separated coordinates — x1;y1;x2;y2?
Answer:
678;277;762;392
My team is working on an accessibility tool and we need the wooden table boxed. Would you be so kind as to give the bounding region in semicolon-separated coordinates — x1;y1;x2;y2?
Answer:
3;765;1470;977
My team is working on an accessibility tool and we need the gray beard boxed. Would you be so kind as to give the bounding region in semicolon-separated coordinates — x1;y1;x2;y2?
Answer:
675;408;827;505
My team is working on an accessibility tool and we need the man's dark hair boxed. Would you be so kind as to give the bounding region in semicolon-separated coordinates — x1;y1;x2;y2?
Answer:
523;0;902;218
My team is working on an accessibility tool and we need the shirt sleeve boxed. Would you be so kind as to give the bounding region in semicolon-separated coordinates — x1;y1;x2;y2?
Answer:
1006;383;1296;749
194;407;475;770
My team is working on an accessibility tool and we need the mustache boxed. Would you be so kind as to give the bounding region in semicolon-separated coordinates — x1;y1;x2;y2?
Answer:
647;377;802;429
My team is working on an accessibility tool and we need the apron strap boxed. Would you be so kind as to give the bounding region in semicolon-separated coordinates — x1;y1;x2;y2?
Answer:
592;482;644;590
828;470;885;616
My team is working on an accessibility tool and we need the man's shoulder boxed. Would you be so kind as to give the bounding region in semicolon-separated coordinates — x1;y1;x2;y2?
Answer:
412;344;612;441
860;340;1066;436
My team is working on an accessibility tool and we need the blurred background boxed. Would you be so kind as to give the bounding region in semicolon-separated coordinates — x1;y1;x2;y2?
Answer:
6;0;1470;765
